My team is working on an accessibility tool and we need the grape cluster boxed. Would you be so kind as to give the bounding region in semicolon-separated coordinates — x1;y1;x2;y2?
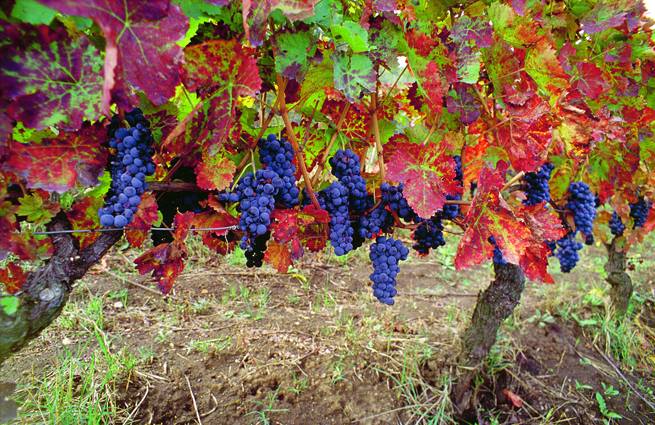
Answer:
358;205;393;239
412;216;446;255
318;182;354;256
630;197;651;228
99;109;155;228
229;169;282;264
369;236;409;305
609;212;625;236
522;163;554;206
566;182;597;241
488;236;508;265
554;233;583;273
258;134;300;207
330;149;371;213
381;182;418;222
444;155;463;220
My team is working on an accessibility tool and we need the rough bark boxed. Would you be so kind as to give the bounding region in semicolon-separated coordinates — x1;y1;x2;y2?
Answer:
605;236;632;317
452;262;526;414
0;213;121;366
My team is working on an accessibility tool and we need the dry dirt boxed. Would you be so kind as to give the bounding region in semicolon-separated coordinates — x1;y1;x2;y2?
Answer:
2;241;655;424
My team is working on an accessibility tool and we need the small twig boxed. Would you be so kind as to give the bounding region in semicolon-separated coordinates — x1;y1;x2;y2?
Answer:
124;385;149;425
201;393;219;418
370;91;386;180
379;64;408;107
185;374;203;425
101;269;166;297
276;75;321;209
312;103;351;186
502;172;525;192
593;344;655;411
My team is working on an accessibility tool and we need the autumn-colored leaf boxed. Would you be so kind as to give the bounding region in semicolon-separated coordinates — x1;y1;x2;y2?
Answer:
195;148;236;191
502;388;524;408
575;63;608;100
455;163;534;269
40;0;188;106
525;40;569;99
242;0;319;46
264;240;292;273
66;196;103;249
386;143;460;218
192;210;238;254
176;39;261;150
125;193;159;248
134;242;186;294
0;262;28;294
2;124;108;193
0;25;103;130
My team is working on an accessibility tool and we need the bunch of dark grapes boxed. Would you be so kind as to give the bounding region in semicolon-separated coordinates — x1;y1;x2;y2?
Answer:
522;163;554;205
412;216;445;255
609;212;625;236
444;155;463;220
381;183;419;222
554;233;583;273
329;149;371;213
258;134;299;207
488;236;508;265
318;182;354;256
358;205;393;239
565;182;597;242
230;169;281;265
630;197;651;228
369;236;409;305
99;109;156;228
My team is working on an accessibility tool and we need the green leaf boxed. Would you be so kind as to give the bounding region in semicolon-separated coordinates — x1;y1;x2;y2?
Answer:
332;53;375;102
17;193;56;225
173;0;226;18
11;0;57;25
0;296;19;316
331;20;369;53
275;32;315;79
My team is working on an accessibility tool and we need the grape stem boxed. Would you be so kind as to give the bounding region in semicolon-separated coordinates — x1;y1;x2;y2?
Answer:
311;103;351;186
370;91;386;180
276;75;322;210
501;172;525;192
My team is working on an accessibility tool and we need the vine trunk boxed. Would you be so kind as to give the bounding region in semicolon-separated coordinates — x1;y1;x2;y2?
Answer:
0;214;121;366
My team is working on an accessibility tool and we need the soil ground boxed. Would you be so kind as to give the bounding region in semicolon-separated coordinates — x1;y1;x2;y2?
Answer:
2;234;655;424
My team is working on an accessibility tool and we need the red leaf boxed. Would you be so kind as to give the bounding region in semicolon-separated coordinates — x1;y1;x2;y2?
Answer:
502;388;524;408
66;196;103;249
242;0;319;46
173;211;195;241
40;0;188;106
0;25;104;130
386;143;459;218
575;63;607;99
270;206;330;260
264;241;292;273
192;211;238;254
177;40;262;150
0;262;28;294
2;124;108;193
455;164;533;269
194;148;236;191
134;242;186;294
125;193;159;248
495;92;551;172
416;61;444;115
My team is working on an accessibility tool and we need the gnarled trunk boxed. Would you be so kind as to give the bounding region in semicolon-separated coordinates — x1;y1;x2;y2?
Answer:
0;213;121;366
605;236;632;317
452;262;526;413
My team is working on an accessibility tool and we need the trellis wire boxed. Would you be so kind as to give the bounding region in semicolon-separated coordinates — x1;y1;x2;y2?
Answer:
27;225;239;236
